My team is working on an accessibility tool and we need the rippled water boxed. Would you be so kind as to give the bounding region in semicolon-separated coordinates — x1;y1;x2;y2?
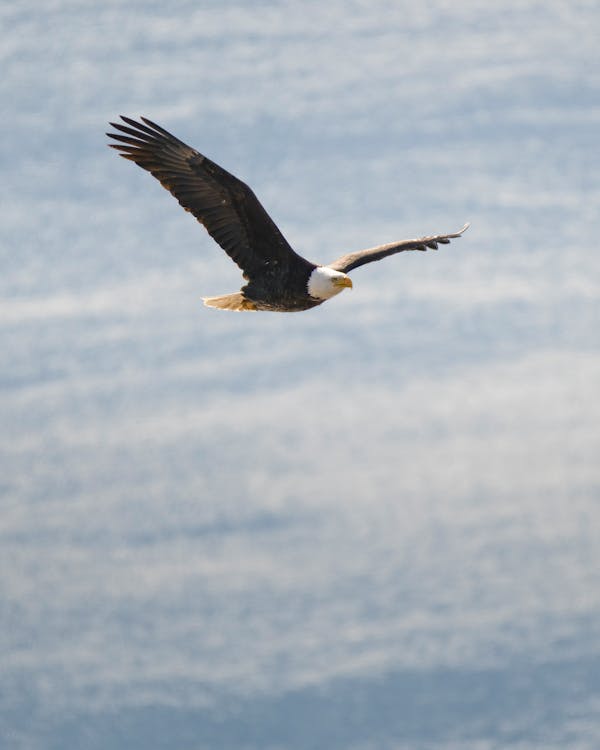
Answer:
2;1;599;747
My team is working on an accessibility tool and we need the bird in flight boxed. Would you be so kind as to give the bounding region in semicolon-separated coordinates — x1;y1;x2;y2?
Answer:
107;116;469;312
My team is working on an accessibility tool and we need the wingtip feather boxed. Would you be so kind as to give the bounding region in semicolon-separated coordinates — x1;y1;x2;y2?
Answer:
120;115;140;127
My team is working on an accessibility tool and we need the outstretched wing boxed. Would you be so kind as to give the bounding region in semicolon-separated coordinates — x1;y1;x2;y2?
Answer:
327;223;470;273
107;116;306;279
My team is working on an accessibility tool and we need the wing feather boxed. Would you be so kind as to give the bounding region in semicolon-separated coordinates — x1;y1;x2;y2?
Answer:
107;116;306;278
327;224;470;273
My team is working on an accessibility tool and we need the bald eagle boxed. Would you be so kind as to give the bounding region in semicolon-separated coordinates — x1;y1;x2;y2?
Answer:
107;116;469;312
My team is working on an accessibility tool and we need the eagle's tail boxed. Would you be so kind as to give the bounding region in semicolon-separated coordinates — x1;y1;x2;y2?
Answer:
202;292;258;311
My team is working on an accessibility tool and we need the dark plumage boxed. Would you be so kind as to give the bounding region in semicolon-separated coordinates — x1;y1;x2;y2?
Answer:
107;116;469;312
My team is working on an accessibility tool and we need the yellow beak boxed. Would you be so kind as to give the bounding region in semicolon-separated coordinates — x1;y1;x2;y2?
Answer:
333;276;353;289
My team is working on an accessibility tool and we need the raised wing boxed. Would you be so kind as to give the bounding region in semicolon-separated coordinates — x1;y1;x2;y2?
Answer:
327;223;470;273
107;116;305;279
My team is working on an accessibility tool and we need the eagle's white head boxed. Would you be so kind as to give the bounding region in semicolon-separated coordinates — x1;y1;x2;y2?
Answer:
307;266;353;301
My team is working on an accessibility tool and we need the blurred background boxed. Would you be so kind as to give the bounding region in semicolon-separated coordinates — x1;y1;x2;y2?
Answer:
2;1;599;748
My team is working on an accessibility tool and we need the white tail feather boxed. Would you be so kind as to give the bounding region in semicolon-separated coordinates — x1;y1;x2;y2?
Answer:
202;292;257;311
